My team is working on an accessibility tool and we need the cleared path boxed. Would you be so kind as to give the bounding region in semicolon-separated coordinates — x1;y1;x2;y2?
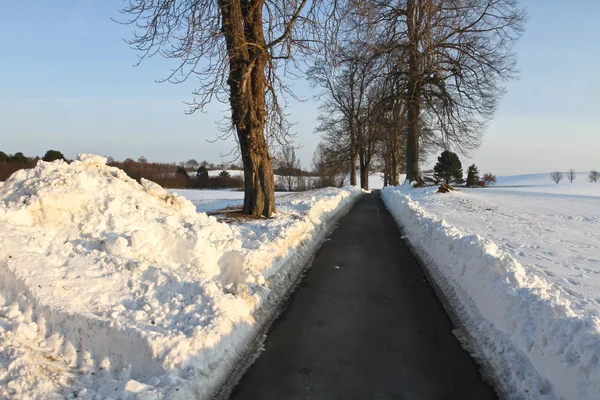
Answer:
230;192;496;400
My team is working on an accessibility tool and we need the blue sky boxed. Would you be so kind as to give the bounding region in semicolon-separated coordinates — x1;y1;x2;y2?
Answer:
1;0;598;175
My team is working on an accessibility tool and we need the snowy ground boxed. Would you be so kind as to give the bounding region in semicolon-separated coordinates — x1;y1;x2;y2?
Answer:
0;156;362;399
383;175;600;400
170;172;384;214
168;189;291;214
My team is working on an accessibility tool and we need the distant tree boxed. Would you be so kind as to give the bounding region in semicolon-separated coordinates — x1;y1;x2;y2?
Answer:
482;173;497;186
0;151;9;162
466;164;480;187
200;160;208;168
550;171;564;184
42;150;66;162
566;169;576;183
589;170;599;183
278;147;301;191
197;165;209;179
138;156;148;164
10;152;29;163
185;159;199;169
434;151;464;184
106;156;116;164
219;170;231;178
312;142;348;188
176;166;189;177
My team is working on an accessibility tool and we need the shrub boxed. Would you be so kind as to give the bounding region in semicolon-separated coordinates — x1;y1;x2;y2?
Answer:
589;170;599;183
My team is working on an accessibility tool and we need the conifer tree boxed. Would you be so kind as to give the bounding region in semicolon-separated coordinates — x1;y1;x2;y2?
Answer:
434;151;463;184
466;164;480;187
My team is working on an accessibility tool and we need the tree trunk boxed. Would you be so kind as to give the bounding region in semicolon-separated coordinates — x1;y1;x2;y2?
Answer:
220;0;275;217
359;147;368;190
405;0;421;183
349;122;357;186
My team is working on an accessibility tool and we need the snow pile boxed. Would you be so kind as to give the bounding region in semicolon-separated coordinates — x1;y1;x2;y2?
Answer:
382;185;600;400
0;155;361;399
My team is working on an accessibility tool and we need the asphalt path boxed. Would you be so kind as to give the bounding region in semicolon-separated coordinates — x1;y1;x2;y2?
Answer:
230;192;496;400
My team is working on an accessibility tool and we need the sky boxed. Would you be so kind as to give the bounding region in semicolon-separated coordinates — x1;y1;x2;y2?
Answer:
0;0;599;175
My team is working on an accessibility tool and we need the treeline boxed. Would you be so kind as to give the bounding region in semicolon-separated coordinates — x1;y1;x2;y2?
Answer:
0;151;246;190
0;150;59;181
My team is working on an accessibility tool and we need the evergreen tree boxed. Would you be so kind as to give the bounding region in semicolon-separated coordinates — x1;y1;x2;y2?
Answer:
466;164;480;187
176;166;189;177
434;150;463;184
10;152;29;163
0;151;8;162
196;165;209;179
42;150;66;162
219;170;231;178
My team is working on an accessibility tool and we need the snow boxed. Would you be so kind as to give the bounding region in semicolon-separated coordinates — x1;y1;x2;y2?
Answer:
168;189;291;214
0;155;362;399
490;172;600;198
382;178;600;400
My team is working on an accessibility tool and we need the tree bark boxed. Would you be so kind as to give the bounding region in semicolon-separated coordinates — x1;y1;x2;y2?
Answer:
220;0;275;217
359;147;367;190
405;0;421;183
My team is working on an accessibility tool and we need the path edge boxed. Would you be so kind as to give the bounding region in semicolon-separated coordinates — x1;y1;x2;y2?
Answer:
210;191;364;399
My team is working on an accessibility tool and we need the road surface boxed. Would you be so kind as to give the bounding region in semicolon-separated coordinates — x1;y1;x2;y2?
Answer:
230;192;496;400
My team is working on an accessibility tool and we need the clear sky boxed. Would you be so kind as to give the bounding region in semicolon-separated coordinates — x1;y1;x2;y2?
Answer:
1;0;598;175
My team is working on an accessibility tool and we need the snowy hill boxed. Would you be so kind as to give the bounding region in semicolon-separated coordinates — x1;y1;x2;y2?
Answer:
486;172;600;197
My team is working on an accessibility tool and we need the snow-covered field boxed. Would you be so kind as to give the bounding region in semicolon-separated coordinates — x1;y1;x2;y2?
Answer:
383;175;600;400
170;171;384;214
168;189;291;214
0;156;362;399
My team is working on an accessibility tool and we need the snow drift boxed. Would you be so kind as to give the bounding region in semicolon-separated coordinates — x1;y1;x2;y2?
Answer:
382;186;600;400
0;155;362;399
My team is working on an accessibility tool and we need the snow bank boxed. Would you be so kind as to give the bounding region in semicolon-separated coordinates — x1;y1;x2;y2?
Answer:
382;186;600;400
0;156;362;399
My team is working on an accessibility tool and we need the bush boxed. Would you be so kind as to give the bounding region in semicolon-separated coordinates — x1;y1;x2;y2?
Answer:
589;170;599;183
482;173;497;186
218;170;231;178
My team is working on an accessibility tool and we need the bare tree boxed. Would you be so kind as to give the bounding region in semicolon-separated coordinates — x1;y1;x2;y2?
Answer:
185;159;199;169
357;0;526;182
566;169;576;183
277;147;301;191
482;173;497;186
551;171;564;184
120;0;342;216
589;170;599;183
313;142;348;188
